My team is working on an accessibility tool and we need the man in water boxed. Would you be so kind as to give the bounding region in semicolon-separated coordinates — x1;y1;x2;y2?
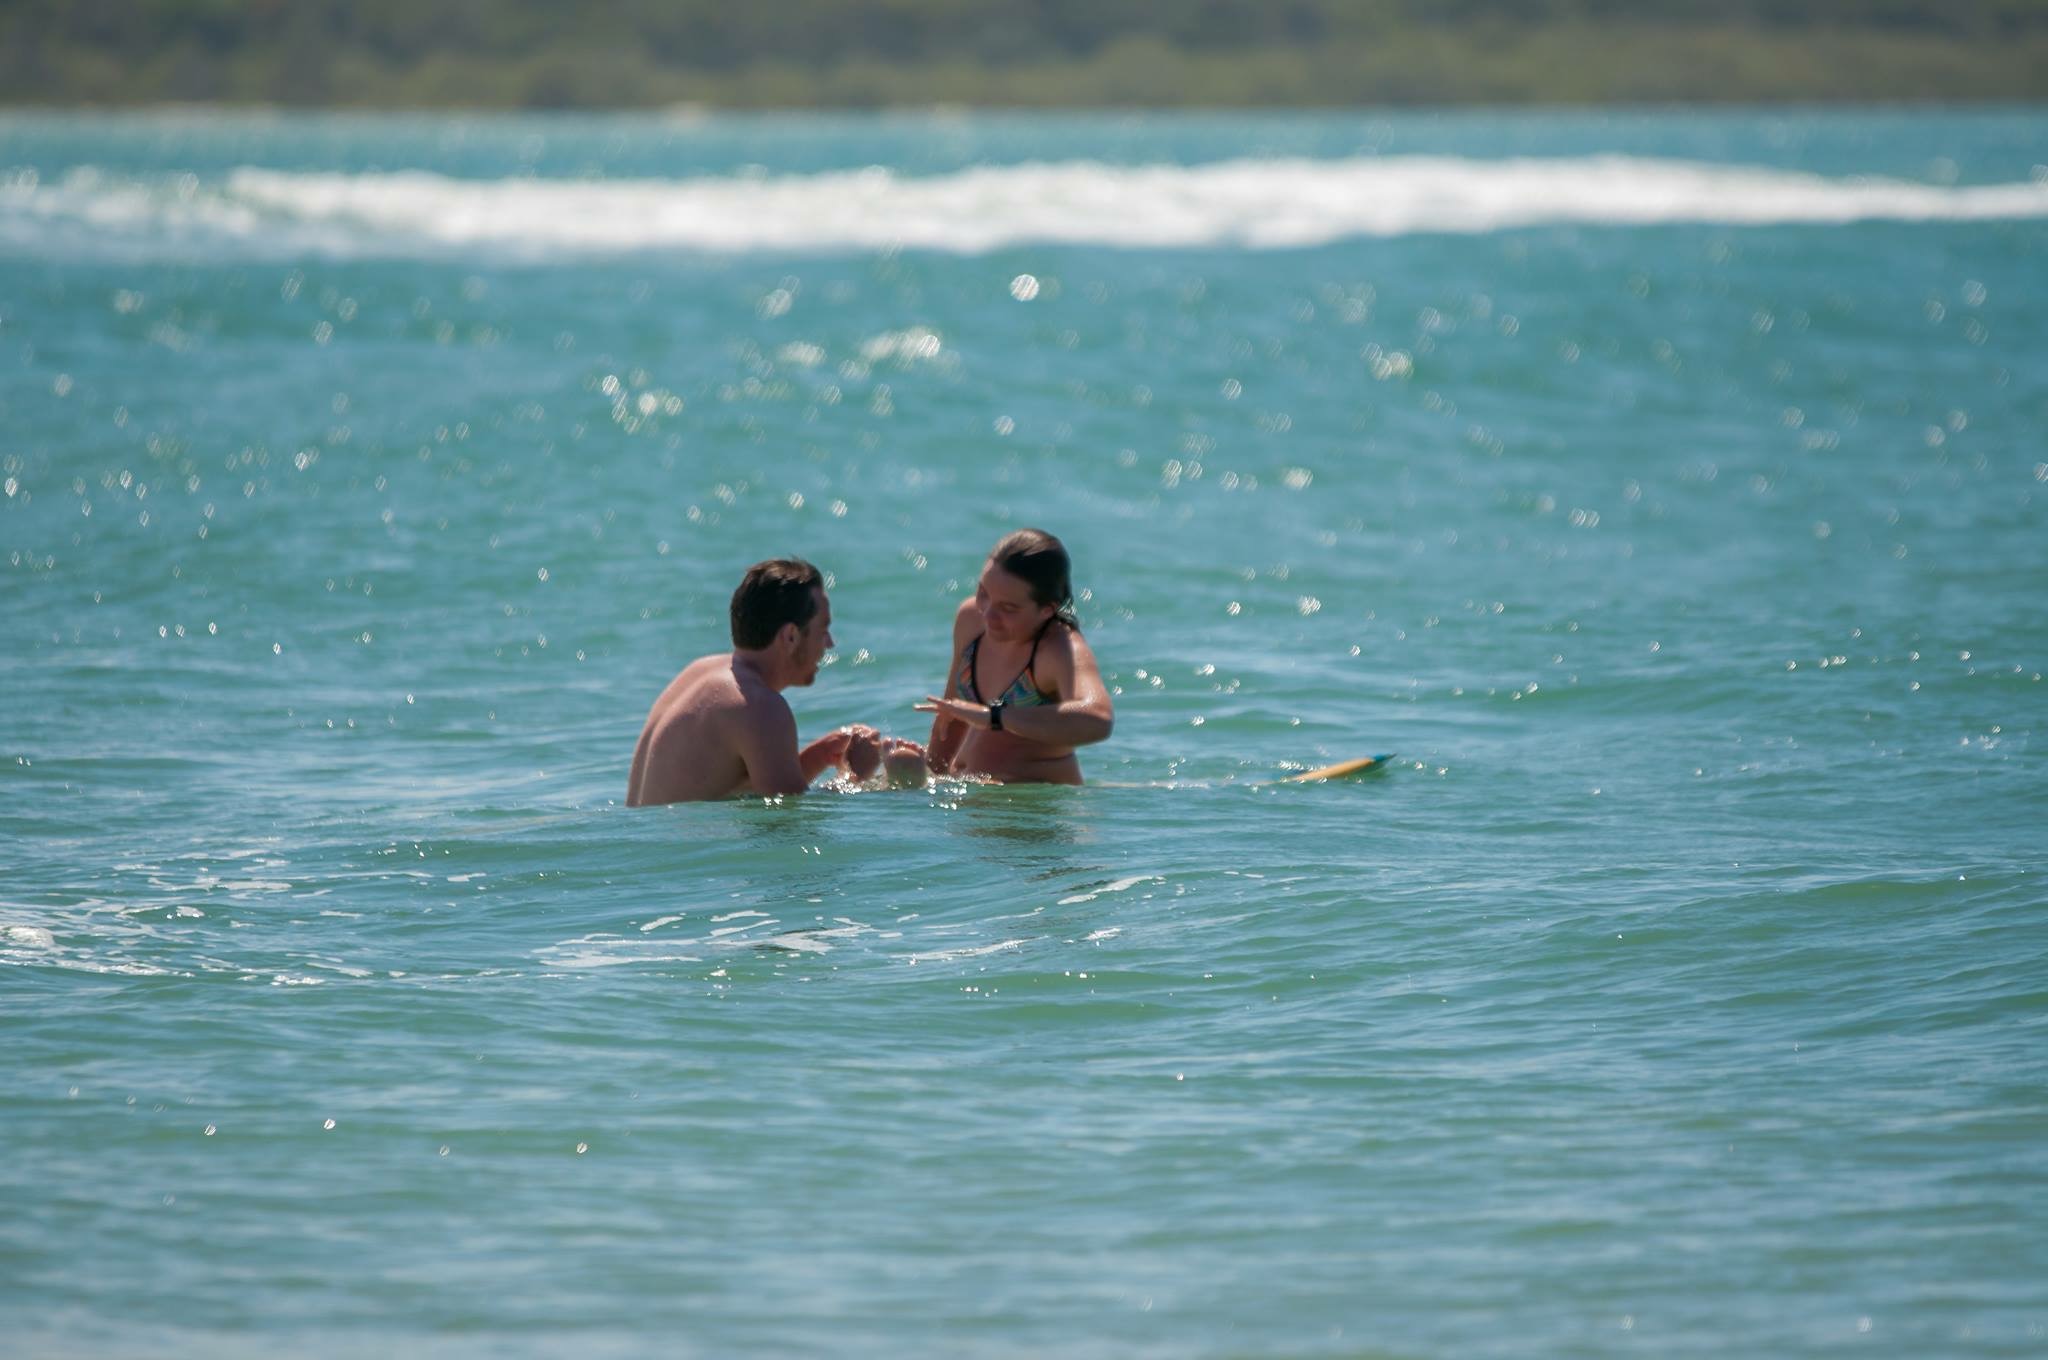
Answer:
627;558;925;806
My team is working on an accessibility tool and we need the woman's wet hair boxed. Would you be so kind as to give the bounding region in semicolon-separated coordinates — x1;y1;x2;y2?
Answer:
730;557;822;649
989;528;1079;629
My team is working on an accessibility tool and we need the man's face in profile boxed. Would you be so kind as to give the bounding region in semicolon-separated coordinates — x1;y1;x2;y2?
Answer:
793;587;833;685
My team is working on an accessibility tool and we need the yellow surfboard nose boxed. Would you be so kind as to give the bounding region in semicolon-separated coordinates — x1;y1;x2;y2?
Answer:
1281;754;1394;783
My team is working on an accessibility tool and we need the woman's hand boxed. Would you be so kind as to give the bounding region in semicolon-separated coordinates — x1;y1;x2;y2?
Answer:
915;695;990;730
878;737;929;788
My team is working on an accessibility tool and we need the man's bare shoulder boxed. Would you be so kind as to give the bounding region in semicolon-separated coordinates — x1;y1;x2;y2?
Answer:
631;654;781;806
653;653;741;710
657;654;792;732
639;656;753;747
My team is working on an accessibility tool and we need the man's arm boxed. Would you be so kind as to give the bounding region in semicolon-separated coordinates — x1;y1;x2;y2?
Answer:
626;719;654;806
732;694;818;797
798;729;857;783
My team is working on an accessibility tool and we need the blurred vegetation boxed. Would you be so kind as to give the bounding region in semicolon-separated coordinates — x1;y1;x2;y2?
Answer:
3;0;2045;107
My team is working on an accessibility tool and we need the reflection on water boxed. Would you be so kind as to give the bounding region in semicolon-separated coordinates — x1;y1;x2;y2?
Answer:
939;780;1097;852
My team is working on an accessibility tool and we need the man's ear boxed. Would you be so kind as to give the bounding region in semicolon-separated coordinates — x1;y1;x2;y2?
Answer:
778;621;801;651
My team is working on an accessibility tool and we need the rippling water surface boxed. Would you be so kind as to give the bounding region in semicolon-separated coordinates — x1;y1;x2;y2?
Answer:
3;109;2045;1356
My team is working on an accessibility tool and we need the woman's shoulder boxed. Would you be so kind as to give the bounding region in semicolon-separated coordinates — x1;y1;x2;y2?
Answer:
950;596;979;642
1035;617;1089;663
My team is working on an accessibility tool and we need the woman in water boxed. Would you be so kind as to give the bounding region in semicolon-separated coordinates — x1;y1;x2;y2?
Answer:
916;528;1115;784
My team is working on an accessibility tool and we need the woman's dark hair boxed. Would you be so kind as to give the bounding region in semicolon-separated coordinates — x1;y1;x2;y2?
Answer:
989;528;1079;629
730;557;822;649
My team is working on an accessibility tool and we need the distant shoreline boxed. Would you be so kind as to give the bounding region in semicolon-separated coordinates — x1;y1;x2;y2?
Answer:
8;97;2048;118
5;25;2046;112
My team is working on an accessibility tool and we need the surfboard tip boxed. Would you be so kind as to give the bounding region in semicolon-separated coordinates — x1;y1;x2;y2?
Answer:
1281;753;1395;783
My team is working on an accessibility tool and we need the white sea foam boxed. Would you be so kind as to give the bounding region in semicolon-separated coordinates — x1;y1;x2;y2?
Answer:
1058;874;1165;905
906;938;1029;964
5;156;2047;261
537;932;705;969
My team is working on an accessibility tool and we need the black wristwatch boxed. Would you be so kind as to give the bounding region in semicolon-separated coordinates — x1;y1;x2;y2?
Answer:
988;700;1005;731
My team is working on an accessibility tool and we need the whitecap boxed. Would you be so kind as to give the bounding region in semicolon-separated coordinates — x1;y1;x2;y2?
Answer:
906;938;1029;964
9;156;2048;262
1059;874;1165;905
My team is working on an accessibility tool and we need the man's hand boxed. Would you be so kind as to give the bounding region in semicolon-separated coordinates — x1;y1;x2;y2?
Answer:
840;724;882;781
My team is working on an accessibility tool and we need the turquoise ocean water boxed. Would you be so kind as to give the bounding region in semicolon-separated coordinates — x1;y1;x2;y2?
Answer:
3;109;2046;1355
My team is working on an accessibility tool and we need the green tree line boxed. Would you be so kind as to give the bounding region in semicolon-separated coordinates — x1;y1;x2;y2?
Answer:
3;0;2045;107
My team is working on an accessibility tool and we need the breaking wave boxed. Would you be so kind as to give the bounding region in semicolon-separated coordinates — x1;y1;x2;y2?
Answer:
5;155;2046;260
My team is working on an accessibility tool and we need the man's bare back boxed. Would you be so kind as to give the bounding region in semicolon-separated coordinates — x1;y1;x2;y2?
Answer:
627;653;803;805
626;563;924;807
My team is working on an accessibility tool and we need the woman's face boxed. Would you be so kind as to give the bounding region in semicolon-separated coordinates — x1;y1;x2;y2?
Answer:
975;562;1055;642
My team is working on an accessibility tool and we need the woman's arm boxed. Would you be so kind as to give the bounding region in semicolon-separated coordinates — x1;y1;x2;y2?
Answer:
918;625;1114;749
923;598;978;773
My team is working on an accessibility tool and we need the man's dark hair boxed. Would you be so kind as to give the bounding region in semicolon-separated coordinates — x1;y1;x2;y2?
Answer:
730;558;823;649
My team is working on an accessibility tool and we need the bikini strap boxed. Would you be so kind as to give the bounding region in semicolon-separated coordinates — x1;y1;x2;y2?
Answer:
1019;617;1058;690
959;633;984;701
1025;619;1048;670
963;622;1054;704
